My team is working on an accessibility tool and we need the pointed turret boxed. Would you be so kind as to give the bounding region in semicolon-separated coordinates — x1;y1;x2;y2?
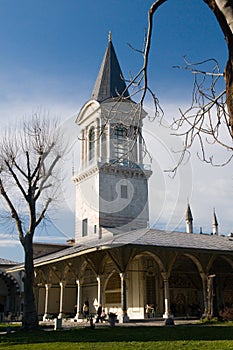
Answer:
212;209;219;235
186;203;193;234
91;32;130;102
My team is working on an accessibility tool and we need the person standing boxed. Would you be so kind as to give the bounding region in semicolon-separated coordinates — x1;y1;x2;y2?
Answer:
96;304;102;323
83;301;89;320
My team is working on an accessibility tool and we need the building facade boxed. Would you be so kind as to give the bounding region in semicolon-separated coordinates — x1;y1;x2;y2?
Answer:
7;36;233;323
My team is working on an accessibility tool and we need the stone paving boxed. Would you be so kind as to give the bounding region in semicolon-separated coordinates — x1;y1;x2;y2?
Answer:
40;317;199;330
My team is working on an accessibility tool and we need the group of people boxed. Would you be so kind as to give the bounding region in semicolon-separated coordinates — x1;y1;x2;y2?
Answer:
81;301;106;323
95;304;106;323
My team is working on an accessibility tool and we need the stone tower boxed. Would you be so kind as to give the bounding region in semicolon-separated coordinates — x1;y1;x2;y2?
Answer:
73;34;152;242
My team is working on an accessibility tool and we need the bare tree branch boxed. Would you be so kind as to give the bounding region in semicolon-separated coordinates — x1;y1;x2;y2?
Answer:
0;114;64;329
0;178;24;244
126;0;233;170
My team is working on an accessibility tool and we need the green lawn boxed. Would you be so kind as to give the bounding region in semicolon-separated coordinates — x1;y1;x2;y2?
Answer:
1;323;233;349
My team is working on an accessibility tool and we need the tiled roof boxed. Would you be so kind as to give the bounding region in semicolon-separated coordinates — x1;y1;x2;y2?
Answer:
8;228;233;270
0;258;18;266
104;228;233;252
31;228;233;266
91;38;130;102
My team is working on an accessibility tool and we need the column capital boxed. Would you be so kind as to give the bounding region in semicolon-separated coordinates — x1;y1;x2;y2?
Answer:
119;272;126;279
161;271;170;280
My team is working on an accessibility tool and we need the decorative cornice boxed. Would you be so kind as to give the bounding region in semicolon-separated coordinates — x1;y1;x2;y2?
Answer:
73;162;152;184
73;165;99;184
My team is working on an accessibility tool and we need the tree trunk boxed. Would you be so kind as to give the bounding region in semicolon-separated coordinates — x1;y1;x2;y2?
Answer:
204;0;233;135
22;234;38;329
225;43;233;135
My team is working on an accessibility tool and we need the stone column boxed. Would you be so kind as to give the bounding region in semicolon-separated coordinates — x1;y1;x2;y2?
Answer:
96;119;100;159
75;279;81;320
120;273;129;323
43;284;51;321
84;126;88;167
138;128;143;164
207;274;217;319
81;129;85;167
162;272;171;319
34;284;39;315
200;272;208;317
58;282;65;319
97;276;103;306
107;123;111;161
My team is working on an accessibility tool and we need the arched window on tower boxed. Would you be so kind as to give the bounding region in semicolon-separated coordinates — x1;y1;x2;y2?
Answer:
114;125;128;163
89;127;95;161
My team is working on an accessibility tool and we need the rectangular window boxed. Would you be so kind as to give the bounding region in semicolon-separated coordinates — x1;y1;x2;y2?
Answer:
94;225;97;234
82;218;88;237
121;185;128;199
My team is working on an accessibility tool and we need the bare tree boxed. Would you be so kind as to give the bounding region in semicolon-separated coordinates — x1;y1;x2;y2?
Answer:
0;115;64;329
128;0;233;169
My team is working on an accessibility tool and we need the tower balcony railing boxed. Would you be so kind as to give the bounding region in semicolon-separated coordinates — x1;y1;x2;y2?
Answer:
77;158;151;174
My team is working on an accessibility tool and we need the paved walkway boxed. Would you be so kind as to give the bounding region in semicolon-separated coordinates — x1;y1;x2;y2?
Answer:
40;318;199;329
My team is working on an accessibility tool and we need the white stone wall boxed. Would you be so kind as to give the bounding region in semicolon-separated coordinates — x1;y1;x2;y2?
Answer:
99;169;150;231
75;169;100;242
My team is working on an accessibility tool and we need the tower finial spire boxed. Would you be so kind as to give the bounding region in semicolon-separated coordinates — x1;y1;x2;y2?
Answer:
186;203;193;234
108;31;112;42
213;208;219;235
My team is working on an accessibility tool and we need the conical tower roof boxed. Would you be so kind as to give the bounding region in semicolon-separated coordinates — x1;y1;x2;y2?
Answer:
213;209;218;226
91;33;130;102
186;203;193;222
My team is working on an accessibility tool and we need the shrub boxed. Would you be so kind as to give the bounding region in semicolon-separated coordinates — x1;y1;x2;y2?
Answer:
220;308;233;321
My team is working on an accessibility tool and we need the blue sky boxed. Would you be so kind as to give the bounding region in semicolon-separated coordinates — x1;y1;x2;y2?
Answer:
0;0;231;261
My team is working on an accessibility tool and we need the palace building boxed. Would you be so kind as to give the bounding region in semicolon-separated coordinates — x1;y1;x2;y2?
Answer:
6;35;233;322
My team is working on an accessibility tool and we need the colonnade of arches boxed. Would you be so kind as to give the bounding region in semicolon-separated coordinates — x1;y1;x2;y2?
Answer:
33;247;233;322
0;271;21;321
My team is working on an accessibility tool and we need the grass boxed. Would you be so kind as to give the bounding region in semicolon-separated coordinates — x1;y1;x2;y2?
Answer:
1;323;233;349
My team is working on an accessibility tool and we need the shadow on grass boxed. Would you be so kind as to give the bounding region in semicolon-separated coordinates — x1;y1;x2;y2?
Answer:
1;324;233;346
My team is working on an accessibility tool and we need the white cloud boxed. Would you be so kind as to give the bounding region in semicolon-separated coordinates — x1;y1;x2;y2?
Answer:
143;101;233;235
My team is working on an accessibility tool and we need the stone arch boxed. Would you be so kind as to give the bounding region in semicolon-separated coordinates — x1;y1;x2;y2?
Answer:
80;261;98;314
0;271;21;320
219;255;233;270
169;253;203;317
63;264;77;284
183;253;205;274
34;269;46;285
208;255;233;310
48;266;61;285
132;250;166;273
127;251;166;318
80;260;88;281
104;270;121;313
206;255;217;273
